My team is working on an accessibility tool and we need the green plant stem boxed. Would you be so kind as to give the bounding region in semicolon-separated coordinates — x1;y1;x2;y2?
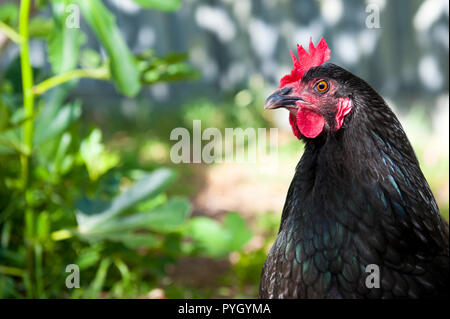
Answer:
0;21;23;43
33;67;110;96
24;206;35;297
19;0;34;188
35;243;45;298
19;0;35;298
0;265;26;277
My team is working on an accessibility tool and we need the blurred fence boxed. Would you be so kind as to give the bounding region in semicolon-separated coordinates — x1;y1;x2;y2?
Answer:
8;0;445;109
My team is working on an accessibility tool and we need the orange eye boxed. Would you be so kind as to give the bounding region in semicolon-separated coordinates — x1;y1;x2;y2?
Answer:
315;80;328;92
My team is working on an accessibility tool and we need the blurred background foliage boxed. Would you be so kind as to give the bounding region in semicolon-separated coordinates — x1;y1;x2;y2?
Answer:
0;0;448;298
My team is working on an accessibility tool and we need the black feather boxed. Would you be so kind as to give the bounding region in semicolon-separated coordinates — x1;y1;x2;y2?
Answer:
259;64;450;299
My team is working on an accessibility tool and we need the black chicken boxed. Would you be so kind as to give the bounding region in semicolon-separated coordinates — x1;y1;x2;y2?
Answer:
259;38;449;299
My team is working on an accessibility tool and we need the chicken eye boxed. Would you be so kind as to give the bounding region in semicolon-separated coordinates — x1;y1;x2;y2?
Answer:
315;80;328;92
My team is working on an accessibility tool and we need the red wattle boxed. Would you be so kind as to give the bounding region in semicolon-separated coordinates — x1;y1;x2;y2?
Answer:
289;112;301;139
297;108;325;138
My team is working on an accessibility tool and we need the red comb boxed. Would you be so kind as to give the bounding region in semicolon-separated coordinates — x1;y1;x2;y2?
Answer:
279;37;331;88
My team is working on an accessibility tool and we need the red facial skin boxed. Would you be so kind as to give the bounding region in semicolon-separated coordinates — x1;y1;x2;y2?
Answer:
283;79;352;139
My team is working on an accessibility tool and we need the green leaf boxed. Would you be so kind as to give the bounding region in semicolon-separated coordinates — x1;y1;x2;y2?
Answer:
36;212;50;242
35;0;50;9
0;106;32;155
146;198;191;232
132;0;181;11
102;233;160;249
29;16;54;38
75;248;101;270
223;212;253;251
142;63;198;84
0;275;19;298
34;100;81;146
53;132;73;174
0;129;29;155
79;129;120;181
0;106;31;134
76;168;177;232
0;3;18;25
188;217;228;257
87;258;110;298
76;0;141;96
139;52;199;84
113;258;131;288
32;86;79;171
80;49;102;69
1;221;12;248
187;212;253;257
0;102;10;132
47;2;85;74
83;198;191;236
135;193;167;211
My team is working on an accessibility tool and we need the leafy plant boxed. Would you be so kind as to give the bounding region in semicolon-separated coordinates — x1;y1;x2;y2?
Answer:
0;0;250;298
187;213;253;258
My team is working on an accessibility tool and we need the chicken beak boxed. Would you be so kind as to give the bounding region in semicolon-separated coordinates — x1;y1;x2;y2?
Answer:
264;87;303;110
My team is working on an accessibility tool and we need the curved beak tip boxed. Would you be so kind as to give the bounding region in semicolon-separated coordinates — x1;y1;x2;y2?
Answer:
264;98;278;110
264;87;303;110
